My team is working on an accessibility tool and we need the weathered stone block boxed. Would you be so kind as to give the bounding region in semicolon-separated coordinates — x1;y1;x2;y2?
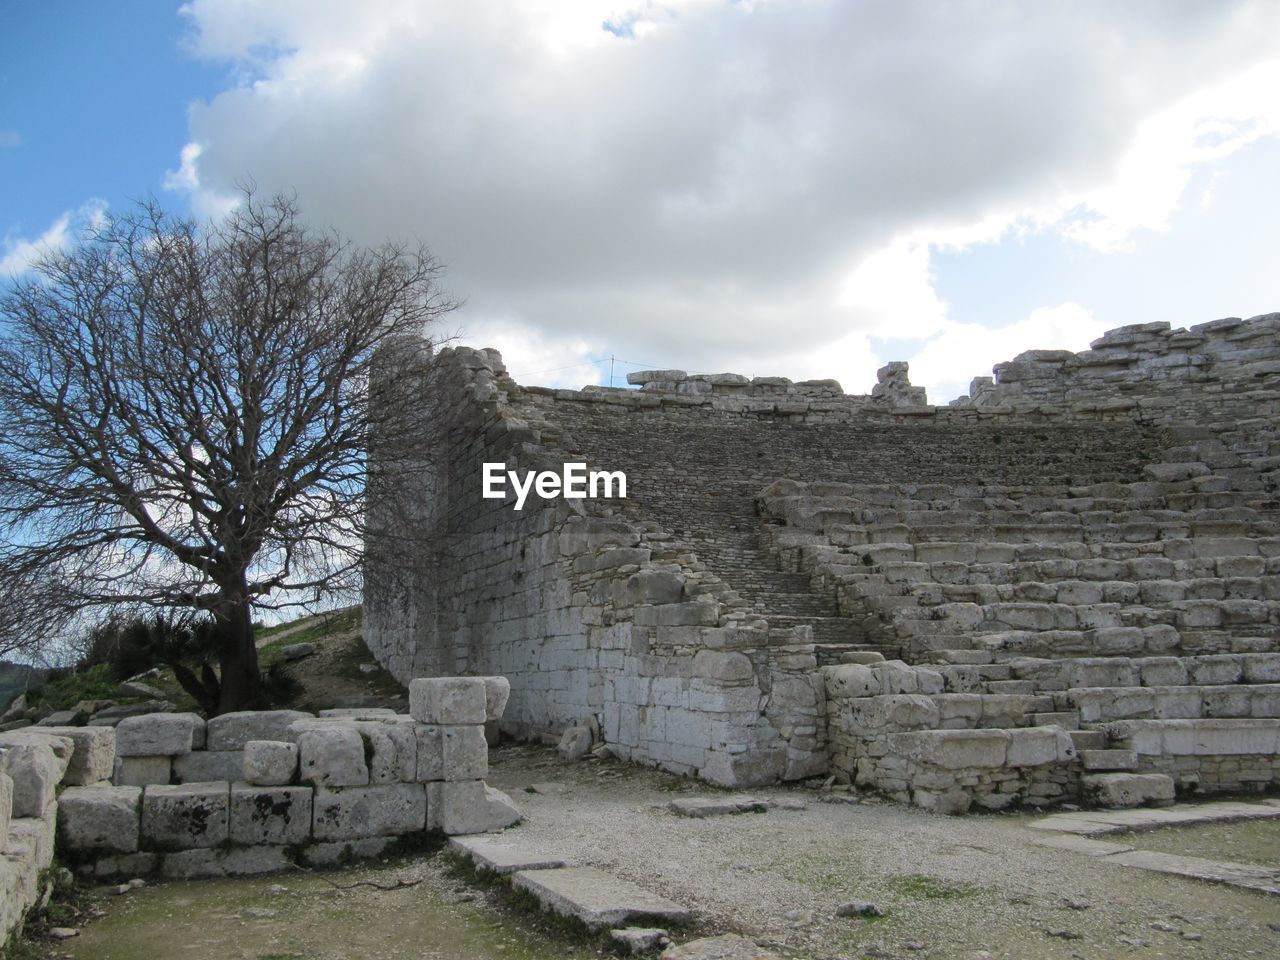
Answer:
312;783;426;839
483;677;511;722
892;729;1009;770
206;710;314;751
161;845;294;877
142;782;230;849
426;779;490;834
414;724;487;781
0;772;11;841
0;739;69;816
243;740;299;786
115;713;201;757
229;783;312;845
57;785;141;853
298;726;369;787
1083;772;1175;808
113;755;172;787
32;726;115;785
692;650;754;683
355;721;417;784
173;750;244;783
409;677;487;725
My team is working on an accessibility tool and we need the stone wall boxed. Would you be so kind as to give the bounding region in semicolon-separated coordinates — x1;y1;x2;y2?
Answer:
0;677;521;942
0;730;68;945
365;347;827;787
957;313;1280;426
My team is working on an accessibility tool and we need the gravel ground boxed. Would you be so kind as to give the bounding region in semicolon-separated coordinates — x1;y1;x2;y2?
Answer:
487;744;1280;960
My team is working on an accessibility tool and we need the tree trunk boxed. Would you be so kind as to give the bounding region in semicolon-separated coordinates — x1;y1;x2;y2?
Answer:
215;595;267;714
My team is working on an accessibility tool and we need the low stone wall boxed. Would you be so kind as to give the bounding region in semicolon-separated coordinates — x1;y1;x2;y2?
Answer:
0;677;524;945
0;730;69;946
824;661;1079;814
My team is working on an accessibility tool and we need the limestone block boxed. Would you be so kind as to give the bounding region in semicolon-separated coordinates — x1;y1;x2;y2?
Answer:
160;845;294;878
142;782;230;849
29;726;115;785
311;783;426;839
319;708;397;719
298;726;369;787
0;739;68;816
1006;728;1070;767
0;773;11;841
243;740;299;786
692;651;754;683
1083;772;1174;808
409;677;487;725
414;724;488;781
847;695;939;732
484;785;522;830
229;783;312;845
823;664;879;699
1188;656;1242;685
426;779;490;834
56;785;141;853
113;755;172;787
1136;658;1188;687
625;570;684;605
891;729;1009;770
557;726;593;761
482;676;511;722
114;713;200;757
173;750;244;783
911;786;972;816
355;721;417;784
1243;654;1280;683
206;710;314;751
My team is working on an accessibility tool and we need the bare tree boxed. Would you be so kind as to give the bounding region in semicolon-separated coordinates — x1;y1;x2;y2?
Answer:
0;191;453;712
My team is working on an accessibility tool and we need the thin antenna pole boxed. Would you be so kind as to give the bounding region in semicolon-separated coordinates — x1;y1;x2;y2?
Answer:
610;355;615;388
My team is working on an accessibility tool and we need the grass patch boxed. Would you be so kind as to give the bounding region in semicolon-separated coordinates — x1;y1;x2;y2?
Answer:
0;864;95;959
889;874;982;901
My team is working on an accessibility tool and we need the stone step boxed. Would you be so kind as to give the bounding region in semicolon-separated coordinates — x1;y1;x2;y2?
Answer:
1083;772;1176;809
448;836;568;874
510;866;691;930
1080;749;1138;771
1069;730;1108;750
1032;711;1081;728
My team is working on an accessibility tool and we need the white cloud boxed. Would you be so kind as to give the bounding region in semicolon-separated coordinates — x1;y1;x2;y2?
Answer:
0;129;20;149
1;201;108;277
169;1;1280;387
907;303;1109;404
1059;59;1280;251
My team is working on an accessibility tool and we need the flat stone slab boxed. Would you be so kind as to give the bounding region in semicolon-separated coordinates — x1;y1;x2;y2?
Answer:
1031;800;1280;836
1107;849;1280;896
510;865;690;929
668;796;769;818
449;836;568;874
1031;834;1135;857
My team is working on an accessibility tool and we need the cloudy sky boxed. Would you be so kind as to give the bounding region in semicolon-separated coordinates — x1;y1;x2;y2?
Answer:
3;1;1278;401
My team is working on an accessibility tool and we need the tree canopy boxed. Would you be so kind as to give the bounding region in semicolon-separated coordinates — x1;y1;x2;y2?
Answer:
0;192;452;710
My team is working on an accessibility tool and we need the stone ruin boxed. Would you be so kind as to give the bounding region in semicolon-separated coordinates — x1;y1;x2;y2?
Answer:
365;312;1280;815
0;677;522;940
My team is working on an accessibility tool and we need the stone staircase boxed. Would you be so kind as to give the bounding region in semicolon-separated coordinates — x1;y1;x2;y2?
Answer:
535;399;1154;665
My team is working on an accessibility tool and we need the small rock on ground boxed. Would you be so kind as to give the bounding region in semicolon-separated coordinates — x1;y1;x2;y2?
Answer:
660;934;779;960
611;927;670;954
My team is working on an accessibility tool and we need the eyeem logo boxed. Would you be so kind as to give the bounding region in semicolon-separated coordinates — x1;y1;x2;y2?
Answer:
483;462;627;511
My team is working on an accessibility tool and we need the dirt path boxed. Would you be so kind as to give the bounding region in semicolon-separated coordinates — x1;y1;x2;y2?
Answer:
485;744;1280;960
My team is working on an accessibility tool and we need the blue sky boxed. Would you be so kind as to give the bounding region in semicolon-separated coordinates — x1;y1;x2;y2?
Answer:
3;1;1279;402
0;2;221;233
